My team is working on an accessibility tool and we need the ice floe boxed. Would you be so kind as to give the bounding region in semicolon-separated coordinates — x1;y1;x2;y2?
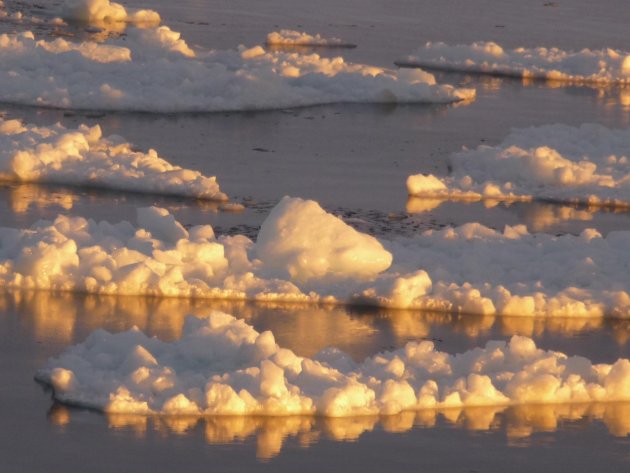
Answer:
0;0;66;27
35;312;630;416
0;25;473;112
4;196;630;317
60;0;160;26
266;30;356;48
0;118;226;200
407;123;630;208
397;41;630;84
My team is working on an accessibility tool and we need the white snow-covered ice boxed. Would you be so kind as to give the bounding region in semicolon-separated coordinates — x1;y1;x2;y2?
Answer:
3;196;630;317
35;311;630;416
407;123;630;208
0;118;226;200
266;30;356;48
60;0;161;26
0;25;473;112
397;41;630;84
0;0;66;27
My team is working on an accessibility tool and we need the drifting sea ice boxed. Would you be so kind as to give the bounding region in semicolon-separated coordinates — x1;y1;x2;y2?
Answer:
3;196;630;317
397;41;630;84
407;123;630;208
0;25;474;112
60;0;161;25
0;118;227;200
266;30;356;48
0;0;66;26
35;311;630;416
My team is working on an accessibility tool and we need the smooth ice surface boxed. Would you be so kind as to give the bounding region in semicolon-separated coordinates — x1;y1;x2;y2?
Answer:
0;118;226;200
266;30;356;48
3;196;630;317
0;26;473;112
407;123;630;207
398;41;630;84
36;311;630;416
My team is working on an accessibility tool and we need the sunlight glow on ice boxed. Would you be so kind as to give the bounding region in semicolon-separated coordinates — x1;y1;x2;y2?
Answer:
0;26;474;112
61;0;161;26
398;41;630;84
266;30;356;48
3;197;630;317
36;312;630;416
407;123;630;208
0;118;226;200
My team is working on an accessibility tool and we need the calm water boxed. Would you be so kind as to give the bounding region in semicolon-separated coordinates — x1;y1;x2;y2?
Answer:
2;0;630;471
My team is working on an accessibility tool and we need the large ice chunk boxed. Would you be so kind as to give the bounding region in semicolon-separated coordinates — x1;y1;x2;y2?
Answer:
35;312;630;416
407;123;630;208
256;196;392;282
398;41;630;84
0;27;474;112
0;118;226;201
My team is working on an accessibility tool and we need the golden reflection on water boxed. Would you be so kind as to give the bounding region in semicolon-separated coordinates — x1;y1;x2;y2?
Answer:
406;197;626;232
1;183;227;221
3;291;630;354
464;73;630;113
48;403;630;459
7;184;77;214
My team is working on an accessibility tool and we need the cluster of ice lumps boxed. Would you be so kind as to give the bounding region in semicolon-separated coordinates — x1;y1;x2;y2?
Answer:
407;123;630;208
0;0;66;26
3;196;630;317
0;24;473;112
0;118;226;200
60;0;161;26
266;30;356;48
397;41;630;84
36;311;630;416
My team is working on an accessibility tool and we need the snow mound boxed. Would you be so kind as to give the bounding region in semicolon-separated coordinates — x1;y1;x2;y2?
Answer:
0;118;226;201
36;312;630;416
266;30;356;48
397;41;630;84
4;196;630;317
256;197;392;282
407;123;630;208
0;27;474;112
61;0;160;26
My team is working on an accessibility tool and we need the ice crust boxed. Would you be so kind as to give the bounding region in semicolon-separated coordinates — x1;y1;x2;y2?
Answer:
0;118;226;200
407;123;630;208
397;41;630;84
3;196;630;317
36;311;630;416
266;30;356;48
0;26;473;112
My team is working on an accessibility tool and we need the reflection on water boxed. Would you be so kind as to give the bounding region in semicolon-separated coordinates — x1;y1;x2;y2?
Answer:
1;182;226;215
0;182;227;230
3;291;630;361
1;183;77;214
406;197;630;235
47;402;630;460
459;73;630;114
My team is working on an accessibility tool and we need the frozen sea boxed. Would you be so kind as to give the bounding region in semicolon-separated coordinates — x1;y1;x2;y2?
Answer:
2;0;630;471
